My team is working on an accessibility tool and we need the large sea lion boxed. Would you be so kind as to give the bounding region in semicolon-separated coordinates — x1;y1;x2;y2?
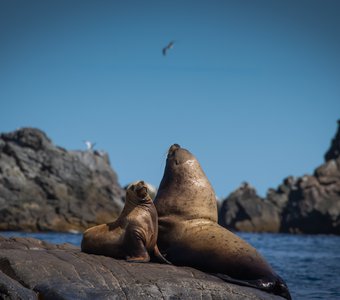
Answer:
81;180;169;264
154;144;291;299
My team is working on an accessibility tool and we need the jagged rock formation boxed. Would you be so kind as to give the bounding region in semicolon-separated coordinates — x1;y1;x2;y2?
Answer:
0;236;284;300
219;120;340;235
0;128;124;232
324;120;340;161
218;182;281;233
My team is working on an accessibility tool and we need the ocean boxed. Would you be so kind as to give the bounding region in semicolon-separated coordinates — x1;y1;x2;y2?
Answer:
1;231;339;300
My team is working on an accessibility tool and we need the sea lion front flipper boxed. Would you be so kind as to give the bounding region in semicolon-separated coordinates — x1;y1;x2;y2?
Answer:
153;244;172;265
124;226;150;263
125;244;150;263
126;254;150;263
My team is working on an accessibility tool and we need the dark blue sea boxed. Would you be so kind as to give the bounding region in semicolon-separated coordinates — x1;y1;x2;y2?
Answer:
1;231;339;300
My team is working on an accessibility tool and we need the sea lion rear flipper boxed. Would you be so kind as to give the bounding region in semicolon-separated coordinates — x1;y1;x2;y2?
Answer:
212;273;258;289
212;273;291;300
153;245;172;265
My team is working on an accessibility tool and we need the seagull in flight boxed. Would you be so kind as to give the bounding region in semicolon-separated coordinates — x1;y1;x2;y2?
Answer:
162;41;175;56
83;140;96;151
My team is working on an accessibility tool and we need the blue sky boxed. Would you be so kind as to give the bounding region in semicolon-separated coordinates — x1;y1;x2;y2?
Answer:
1;0;339;198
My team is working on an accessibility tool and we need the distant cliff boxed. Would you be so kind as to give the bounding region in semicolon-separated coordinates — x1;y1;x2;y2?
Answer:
219;120;340;235
0;128;124;232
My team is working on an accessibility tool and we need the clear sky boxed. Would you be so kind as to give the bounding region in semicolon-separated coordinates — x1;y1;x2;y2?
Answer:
1;0;339;198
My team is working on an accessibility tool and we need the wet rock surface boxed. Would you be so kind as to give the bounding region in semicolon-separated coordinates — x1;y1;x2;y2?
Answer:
219;120;340;234
0;128;124;232
0;236;284;300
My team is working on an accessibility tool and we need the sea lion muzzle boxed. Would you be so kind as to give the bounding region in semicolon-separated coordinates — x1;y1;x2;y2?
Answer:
168;144;181;157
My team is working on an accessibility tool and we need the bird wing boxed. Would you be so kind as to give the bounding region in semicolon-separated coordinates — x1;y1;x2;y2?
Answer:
162;41;175;56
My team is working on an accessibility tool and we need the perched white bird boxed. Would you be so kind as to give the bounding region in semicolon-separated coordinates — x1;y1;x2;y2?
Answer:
162;41;175;56
83;140;96;151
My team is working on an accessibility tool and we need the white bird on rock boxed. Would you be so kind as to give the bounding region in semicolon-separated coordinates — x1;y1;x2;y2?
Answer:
83;140;96;151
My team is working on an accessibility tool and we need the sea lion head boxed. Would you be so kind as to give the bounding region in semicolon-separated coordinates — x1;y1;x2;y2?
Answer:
126;181;152;205
155;144;218;222
164;144;214;188
166;144;199;172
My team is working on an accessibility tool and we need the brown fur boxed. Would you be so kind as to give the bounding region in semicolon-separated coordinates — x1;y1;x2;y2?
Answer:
81;181;169;264
154;144;291;299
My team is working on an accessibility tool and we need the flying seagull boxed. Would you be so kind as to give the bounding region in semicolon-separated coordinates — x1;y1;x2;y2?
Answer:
162;41;175;56
83;140;96;151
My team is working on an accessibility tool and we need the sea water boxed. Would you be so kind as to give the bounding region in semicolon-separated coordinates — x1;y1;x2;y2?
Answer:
1;231;339;300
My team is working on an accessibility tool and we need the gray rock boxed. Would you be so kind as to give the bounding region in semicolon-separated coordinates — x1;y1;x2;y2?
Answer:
0;271;37;300
324;119;340;161
218;182;281;233
0;128;124;232
280;173;340;234
0;236;284;300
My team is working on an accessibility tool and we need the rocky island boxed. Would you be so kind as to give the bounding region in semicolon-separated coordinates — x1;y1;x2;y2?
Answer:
0;128;124;232
219;120;340;234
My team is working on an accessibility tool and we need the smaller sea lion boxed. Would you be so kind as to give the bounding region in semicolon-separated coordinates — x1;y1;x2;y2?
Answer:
81;181;170;264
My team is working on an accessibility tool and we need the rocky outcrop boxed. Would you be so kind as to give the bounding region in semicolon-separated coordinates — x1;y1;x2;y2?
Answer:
218;182;281;233
279;171;340;234
219;120;340;235
324;120;340;161
0;236;284;300
0;128;124;232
